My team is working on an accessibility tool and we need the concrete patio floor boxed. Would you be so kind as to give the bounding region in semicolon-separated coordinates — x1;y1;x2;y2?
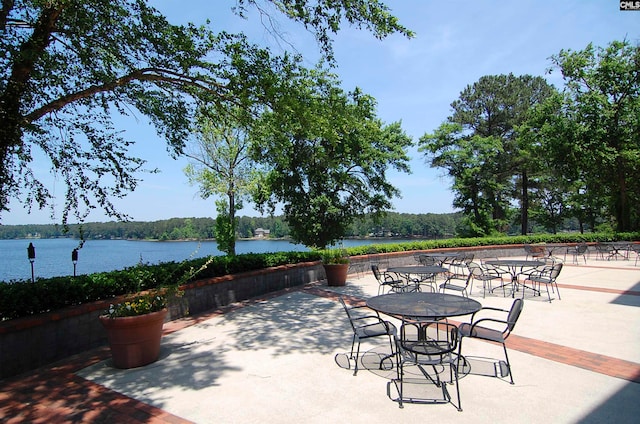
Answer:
2;254;639;423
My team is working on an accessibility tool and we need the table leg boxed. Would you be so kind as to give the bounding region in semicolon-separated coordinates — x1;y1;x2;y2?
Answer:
490;270;517;297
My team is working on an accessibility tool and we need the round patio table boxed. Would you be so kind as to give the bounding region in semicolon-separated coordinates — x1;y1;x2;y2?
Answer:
387;265;449;275
418;253;458;265
387;266;449;292
366;292;482;320
483;259;545;297
601;242;631;260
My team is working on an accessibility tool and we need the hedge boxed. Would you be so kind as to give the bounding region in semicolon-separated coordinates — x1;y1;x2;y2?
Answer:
1;232;638;320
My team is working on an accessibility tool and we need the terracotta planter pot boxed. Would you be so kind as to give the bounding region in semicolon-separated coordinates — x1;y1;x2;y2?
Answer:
324;263;349;286
99;309;167;369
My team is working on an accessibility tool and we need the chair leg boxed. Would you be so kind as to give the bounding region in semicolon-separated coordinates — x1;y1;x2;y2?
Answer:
349;335;360;376
457;337;464;371
353;338;361;376
452;360;462;411
397;352;405;408
387;334;395;368
350;334;356;360
502;342;515;385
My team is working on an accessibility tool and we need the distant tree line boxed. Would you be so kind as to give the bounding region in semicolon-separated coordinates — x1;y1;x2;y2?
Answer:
0;213;464;241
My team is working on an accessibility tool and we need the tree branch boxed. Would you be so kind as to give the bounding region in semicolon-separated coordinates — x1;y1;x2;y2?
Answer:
0;0;15;30
25;67;229;123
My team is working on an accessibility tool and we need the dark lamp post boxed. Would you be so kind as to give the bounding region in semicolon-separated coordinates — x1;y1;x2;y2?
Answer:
72;248;79;277
27;242;36;283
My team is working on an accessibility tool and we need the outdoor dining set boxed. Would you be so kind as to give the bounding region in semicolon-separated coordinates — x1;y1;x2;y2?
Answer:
340;242;639;410
342;249;563;411
372;251;563;302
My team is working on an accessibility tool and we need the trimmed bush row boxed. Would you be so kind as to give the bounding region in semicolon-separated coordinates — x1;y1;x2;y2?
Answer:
1;233;638;320
0;251;321;320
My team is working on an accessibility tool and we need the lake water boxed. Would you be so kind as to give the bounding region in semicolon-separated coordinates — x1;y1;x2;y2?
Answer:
0;238;413;282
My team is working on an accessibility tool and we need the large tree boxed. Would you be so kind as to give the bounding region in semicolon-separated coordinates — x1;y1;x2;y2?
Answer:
419;73;555;236
251;69;412;249
184;109;259;255
539;40;640;232
0;0;412;225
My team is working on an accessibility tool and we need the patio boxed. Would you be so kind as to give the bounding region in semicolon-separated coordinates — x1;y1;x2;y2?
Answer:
2;254;639;423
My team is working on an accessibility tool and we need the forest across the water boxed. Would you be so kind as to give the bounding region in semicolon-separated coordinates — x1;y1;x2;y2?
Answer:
0;212;463;241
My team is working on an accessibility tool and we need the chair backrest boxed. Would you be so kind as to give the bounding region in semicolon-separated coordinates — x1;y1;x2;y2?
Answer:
576;244;588;254
419;255;437;266
469;262;494;279
550;262;563;279
453;252;473;265
468;262;484;277
534;260;556;275
338;296;358;331
505;298;524;335
371;264;382;281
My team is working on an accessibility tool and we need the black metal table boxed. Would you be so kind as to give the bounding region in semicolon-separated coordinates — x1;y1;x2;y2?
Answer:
387;266;449;275
418;253;458;265
483;259;545;297
602;242;631;260
387;266;449;292
544;243;567;258
366;292;482;320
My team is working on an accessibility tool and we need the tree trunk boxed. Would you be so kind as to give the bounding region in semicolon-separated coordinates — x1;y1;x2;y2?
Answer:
615;162;630;232
520;170;529;235
228;190;236;256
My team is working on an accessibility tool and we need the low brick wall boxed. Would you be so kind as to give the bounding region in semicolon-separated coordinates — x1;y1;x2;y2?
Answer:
0;245;526;380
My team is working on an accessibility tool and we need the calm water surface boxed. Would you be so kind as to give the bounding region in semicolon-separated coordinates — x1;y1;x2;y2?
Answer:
0;238;413;282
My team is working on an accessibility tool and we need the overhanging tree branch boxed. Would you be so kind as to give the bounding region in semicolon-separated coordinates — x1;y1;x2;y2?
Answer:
25;68;231;123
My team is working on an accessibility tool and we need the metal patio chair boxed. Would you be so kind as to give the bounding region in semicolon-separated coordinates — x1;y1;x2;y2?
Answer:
391;319;462;411
338;296;397;376
522;262;563;302
447;252;474;280
594;243;614;260
469;261;506;298
457;298;524;385
371;264;405;295
439;264;473;297
564;243;587;265
632;244;640;266
524;244;546;260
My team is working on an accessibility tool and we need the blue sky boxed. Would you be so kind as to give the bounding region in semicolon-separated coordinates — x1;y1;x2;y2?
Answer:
4;0;639;225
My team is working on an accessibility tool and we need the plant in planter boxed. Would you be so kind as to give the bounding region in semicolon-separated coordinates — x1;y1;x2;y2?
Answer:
99;257;211;369
320;248;350;286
